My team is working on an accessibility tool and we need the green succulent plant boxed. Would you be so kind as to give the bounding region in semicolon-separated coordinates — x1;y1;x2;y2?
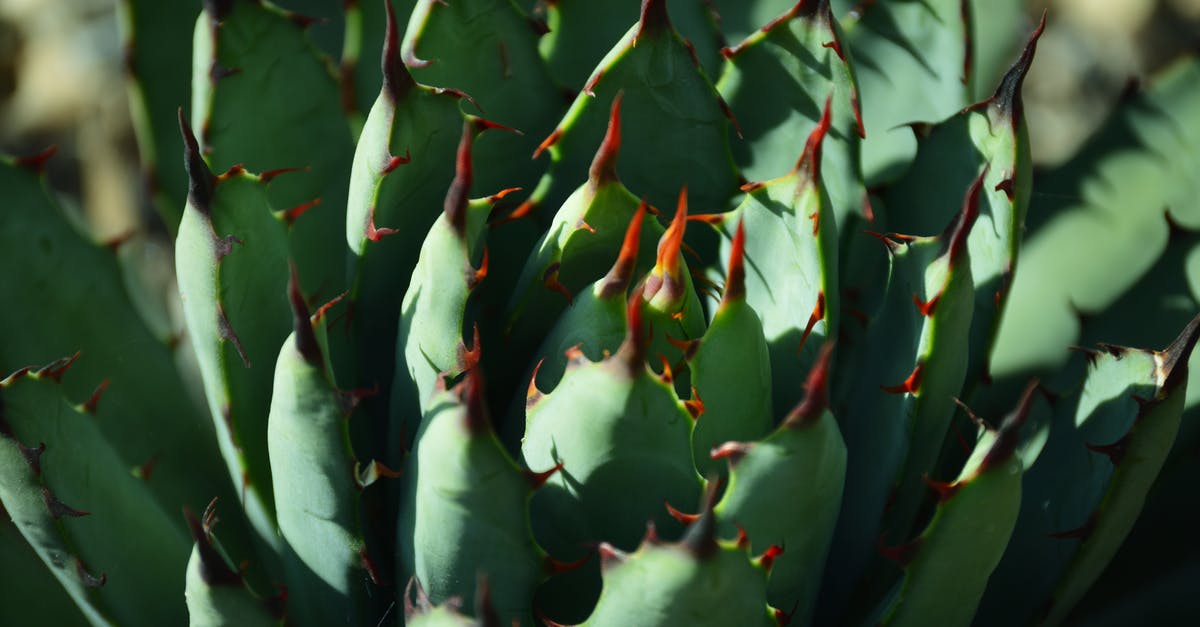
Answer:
2;0;1199;625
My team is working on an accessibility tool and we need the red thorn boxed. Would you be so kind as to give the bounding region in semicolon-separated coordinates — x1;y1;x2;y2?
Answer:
645;188;689;302
15;145;58;173
259;165;309;183
215;164;246;182
487;186;522;203
525;461;564;489
37;352;81;383
532;128;562;159
723;219;747;303
458;324;482;373
526;359;546;409
79;379;111;414
657;354;675;384
365;206;399;241
795;96;832;180
589;92;623;184
688;212;726;225
684;386;705;420
796;292;826;353
943;167;986;263
710;441;753;463
665;334;699;361
43;488;90;518
913;292;940;317
582;67;606;98
544;553;590;575
757;545;784;573
877;535;922;567
637;0;671;40
994;177;1015;200
493;198;538;226
740;180;767;193
282;197;321;226
383;149;412;175
576;220;596;234
1086;434;1131;466
850;89;866;139
542;263;573;304
17;442;45;474
924;474;960;502
980;379;1040;469
774;607;792;627
1049;512;1097;541
664;500;701;525
599;202;646;299
469;247;489;290
784;342;834;427
617;286;648;371
822;39;845;62
134;454;160;481
735;525;750;550
312;291;348;323
75;559;106;588
564;343;587;363
444;122;474;235
882;362;923;395
287;263;322;365
360;547;385;586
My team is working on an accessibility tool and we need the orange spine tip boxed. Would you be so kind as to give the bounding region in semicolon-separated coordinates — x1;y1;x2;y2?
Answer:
796;292;826;354
723;219;748;303
881;362;923;395
795;96;833;179
589;92;623;184
684;386;705;419
664;500;701;525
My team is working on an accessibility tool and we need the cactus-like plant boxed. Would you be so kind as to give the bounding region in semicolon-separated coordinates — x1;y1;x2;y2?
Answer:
3;0;1200;625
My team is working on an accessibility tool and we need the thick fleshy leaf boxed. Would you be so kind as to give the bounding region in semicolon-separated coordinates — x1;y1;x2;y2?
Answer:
994;56;1200;377
191;0;354;296
0;362;190;626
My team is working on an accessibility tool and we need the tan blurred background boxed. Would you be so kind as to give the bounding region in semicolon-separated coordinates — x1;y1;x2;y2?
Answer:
1;0;1198;238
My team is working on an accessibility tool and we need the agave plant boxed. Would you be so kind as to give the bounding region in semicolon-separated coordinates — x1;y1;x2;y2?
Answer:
2;0;1199;625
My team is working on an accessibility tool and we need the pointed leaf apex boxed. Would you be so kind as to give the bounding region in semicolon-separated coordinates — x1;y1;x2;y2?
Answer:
445;122;474;236
185;506;243;586
599;201;646;299
723;218;748;304
783;342;833;427
638;0;671;40
382;0;417;101
616;286;648;372
178;108;214;214
287;263;322;365
459;366;491;434
983;379;1040;469
1158;311;1200;392
589;92;624;185
795;95;832;180
645;188;689;303
989;11;1044;119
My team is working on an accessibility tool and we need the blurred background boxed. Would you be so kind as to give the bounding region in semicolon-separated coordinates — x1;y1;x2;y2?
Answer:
1;0;1199;239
